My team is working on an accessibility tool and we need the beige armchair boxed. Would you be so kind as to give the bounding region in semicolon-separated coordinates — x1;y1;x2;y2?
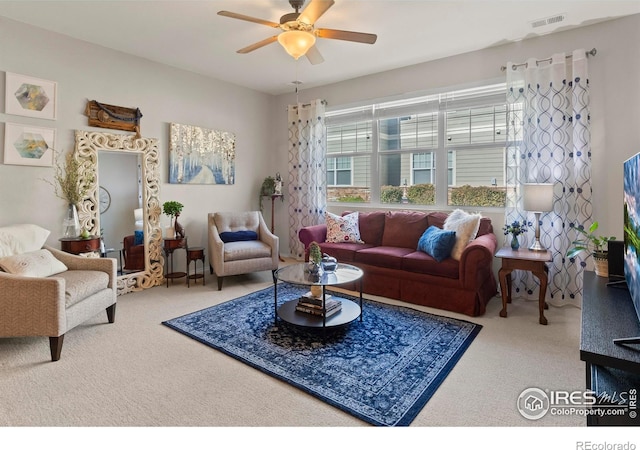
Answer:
0;224;117;361
208;211;279;290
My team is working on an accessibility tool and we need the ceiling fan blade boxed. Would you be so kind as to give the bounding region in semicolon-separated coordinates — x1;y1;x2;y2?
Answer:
298;0;335;25
217;10;280;28
237;35;279;54
316;28;377;44
305;45;324;65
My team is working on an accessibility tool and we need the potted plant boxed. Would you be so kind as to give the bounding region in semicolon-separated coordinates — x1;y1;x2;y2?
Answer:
307;241;323;277
259;176;276;212
162;201;185;238
567;221;617;277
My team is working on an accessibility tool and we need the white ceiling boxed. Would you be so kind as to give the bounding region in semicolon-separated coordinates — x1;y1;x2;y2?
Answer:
1;1;639;95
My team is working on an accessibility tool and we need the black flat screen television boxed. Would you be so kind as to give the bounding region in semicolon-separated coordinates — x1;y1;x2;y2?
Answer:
616;151;640;345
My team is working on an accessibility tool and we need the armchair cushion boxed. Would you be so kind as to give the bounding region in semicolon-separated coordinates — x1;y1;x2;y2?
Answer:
219;230;258;243
0;224;50;257
134;230;144;245
54;270;110;308
0;249;68;277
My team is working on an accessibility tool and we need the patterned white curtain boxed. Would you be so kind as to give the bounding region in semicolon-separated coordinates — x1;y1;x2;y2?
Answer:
287;99;327;260
505;49;592;307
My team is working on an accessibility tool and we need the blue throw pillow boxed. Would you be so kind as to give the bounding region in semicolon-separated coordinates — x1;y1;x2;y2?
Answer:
219;230;258;243
417;226;457;262
134;230;144;246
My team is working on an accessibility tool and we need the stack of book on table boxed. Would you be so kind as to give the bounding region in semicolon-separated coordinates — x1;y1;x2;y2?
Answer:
295;291;342;318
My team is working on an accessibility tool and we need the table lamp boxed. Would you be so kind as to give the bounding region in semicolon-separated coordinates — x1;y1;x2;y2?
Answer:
522;183;554;252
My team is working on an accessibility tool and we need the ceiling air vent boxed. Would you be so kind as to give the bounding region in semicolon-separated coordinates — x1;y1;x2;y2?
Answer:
530;13;566;29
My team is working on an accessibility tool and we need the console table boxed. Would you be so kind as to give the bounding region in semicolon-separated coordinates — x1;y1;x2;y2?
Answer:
580;271;640;426
60;236;101;255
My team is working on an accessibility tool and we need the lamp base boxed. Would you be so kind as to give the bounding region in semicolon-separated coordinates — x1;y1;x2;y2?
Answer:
529;240;547;252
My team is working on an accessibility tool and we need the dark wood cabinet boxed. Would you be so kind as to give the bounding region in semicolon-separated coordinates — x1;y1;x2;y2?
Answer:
580;271;640;425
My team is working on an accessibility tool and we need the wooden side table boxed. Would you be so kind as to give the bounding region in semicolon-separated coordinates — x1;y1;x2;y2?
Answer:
186;247;205;287
495;247;552;325
60;236;101;255
163;237;187;287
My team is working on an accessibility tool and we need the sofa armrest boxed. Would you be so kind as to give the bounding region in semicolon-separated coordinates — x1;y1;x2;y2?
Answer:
299;224;327;249
45;246;117;288
207;218;225;276
458;233;498;289
258;213;279;267
0;271;66;336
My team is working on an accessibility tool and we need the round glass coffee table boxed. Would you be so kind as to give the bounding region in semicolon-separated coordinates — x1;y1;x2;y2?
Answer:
273;263;364;329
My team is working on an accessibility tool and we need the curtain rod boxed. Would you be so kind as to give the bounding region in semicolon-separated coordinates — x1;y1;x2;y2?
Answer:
500;48;597;72
289;99;327;109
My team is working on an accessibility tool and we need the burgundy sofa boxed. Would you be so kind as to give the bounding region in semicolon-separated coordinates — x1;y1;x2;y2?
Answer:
298;210;498;317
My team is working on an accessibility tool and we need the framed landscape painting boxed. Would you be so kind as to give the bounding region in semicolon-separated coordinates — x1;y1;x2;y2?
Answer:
5;72;57;120
3;123;56;167
169;123;236;185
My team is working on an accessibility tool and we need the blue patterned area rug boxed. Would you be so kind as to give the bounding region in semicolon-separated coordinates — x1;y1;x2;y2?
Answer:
162;284;481;426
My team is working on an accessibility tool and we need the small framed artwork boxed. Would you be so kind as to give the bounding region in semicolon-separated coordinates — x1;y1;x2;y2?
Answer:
5;72;57;120
3;122;56;167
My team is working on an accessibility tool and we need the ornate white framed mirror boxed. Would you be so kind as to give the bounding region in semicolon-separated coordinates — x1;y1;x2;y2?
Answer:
74;130;163;294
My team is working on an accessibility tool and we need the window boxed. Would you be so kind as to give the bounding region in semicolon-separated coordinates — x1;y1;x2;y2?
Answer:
325;83;507;208
327;156;352;186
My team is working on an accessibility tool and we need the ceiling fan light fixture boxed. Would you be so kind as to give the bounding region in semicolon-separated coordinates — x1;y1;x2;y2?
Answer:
277;30;316;59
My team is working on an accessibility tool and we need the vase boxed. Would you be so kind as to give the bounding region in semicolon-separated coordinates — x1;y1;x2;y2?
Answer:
510;234;520;250
63;204;80;238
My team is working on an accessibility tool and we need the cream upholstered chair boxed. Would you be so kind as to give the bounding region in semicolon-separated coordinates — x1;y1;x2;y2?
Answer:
208;211;279;290
0;224;117;361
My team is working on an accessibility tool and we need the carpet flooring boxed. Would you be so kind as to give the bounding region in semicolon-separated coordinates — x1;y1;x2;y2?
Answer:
163;283;482;426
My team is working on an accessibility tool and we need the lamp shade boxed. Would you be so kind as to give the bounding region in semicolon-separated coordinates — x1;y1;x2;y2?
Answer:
522;183;554;212
277;30;316;59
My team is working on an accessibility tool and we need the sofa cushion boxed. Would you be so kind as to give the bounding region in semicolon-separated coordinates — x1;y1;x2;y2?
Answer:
354;246;414;270
344;211;386;246
381;211;429;249
0;224;50;257
318;242;372;263
326;212;363;243
402;251;460;279
417;226;457;262
444;209;481;261
219;230;258;243
0;249;68;277
52;270;110;308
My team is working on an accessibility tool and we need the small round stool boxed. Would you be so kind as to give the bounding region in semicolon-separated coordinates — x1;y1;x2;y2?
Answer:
186;247;205;287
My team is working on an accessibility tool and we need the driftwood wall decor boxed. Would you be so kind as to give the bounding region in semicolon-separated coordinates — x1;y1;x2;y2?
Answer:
85;100;143;137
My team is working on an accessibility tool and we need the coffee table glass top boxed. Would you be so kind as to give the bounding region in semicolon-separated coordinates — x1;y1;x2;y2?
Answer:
275;263;363;287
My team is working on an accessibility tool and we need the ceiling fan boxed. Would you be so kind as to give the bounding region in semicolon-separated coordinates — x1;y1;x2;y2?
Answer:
218;0;377;65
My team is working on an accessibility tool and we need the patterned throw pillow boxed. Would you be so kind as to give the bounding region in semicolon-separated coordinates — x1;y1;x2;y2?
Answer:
0;249;68;277
325;212;364;244
443;209;481;261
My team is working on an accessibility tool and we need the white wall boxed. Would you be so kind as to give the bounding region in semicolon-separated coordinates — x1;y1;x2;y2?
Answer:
271;14;640;258
0;17;276;268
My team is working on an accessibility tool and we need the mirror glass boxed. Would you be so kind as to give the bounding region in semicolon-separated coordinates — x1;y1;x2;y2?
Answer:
98;151;141;273
74;130;163;294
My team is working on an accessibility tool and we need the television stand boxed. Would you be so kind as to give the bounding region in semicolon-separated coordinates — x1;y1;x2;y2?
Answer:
580;272;640;426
